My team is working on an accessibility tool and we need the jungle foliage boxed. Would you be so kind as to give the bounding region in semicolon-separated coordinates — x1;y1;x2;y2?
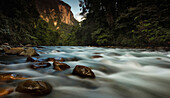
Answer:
69;0;170;47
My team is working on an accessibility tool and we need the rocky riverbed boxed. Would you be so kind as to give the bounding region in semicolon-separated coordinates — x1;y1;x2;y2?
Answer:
0;46;170;98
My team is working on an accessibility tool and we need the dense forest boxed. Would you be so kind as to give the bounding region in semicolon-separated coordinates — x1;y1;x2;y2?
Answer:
70;0;170;47
0;0;170;47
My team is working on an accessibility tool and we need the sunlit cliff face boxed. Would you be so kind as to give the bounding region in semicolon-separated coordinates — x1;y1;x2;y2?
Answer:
35;0;77;26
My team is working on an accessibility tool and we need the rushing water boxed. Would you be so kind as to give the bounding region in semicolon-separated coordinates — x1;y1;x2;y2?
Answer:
0;46;170;98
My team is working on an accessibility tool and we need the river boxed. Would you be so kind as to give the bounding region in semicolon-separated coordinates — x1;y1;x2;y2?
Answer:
0;46;170;98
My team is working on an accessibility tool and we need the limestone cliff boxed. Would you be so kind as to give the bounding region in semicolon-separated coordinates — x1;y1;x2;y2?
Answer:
35;0;77;26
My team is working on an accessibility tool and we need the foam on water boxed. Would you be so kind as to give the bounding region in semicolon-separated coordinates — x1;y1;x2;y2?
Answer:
1;46;170;98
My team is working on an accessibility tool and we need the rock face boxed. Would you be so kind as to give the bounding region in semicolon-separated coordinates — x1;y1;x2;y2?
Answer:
19;47;39;56
35;0;78;26
53;62;70;71
15;80;52;95
5;48;24;55
72;65;95;78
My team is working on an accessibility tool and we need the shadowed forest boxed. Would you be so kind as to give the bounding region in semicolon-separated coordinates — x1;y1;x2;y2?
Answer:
0;0;169;47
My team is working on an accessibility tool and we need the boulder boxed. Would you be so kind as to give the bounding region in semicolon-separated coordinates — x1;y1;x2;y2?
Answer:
0;73;27;81
3;43;9;46
37;46;44;48
1;45;11;52
5;48;24;55
26;57;40;62
91;55;103;58
0;87;14;97
46;58;56;62
19;43;24;47
72;65;95;78
53;62;70;71
30;62;51;69
15;80;52;95
19;47;39;56
60;58;65;62
0;48;3;52
64;57;79;61
25;44;32;47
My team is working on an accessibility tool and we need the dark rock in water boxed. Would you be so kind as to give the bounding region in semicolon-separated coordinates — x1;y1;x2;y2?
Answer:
46;58;56;62
0;73;27;81
56;57;79;62
37;46;44;48
53;62;70;71
15;80;52;95
39;52;46;54
56;50;60;52
60;58;65;62
0;73;15;81
30;62;51;69
91;55;103;58
5;48;24;55
56;58;65;62
26;57;40;62
64;57;79;61
19;47;39;56
93;52;101;54
0;87;14;97
72;65;95;78
156;58;161;60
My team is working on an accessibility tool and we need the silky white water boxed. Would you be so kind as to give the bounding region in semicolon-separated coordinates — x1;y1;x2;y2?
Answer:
0;46;170;98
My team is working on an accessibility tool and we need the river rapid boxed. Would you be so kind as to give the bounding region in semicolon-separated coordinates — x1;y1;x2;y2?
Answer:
0;46;170;98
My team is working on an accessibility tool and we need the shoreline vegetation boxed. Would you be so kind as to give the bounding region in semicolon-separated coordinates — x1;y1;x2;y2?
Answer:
0;0;170;49
0;43;169;52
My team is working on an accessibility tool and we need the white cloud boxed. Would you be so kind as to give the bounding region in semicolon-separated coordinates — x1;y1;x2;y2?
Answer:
75;13;85;22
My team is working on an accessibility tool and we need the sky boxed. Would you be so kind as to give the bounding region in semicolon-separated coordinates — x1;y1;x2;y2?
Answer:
62;0;83;21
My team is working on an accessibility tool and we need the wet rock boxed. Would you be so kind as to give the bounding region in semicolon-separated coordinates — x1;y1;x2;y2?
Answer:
19;43;24;47
0;73;27;81
0;45;10;52
39;52;46;54
26;57;39;62
0;48;3;52
3;43;9;46
46;58;56;62
25;44;32;47
5;47;23;55
93;53;101;54
15;80;52;95
56;57;79;62
65;57;79;61
72;65;95;78
58;58;65;62
0;87;14;96
60;58;65;62
19;47;39;56
37;46;44;48
56;50;60;52
91;55;103;58
30;62;51;69
156;58;161;60
53;62;70;71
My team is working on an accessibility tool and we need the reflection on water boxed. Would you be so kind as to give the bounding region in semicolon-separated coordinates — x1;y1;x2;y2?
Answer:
1;46;170;98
